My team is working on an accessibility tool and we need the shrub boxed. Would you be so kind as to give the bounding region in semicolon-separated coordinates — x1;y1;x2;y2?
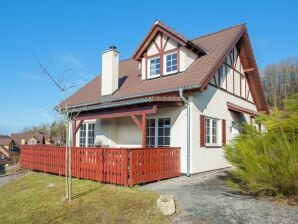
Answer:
224;95;298;197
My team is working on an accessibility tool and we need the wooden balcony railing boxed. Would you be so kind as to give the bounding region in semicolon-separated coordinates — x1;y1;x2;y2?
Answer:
20;145;180;186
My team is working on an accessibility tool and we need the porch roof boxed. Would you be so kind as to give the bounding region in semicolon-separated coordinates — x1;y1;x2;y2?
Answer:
75;105;157;120
66;95;182;113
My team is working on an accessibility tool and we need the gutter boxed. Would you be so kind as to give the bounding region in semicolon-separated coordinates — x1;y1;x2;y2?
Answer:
58;83;200;113
179;89;191;177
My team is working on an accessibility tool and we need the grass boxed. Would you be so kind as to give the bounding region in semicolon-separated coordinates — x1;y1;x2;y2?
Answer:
0;172;170;224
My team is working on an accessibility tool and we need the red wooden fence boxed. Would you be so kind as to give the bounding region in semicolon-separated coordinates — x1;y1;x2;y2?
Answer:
20;145;180;186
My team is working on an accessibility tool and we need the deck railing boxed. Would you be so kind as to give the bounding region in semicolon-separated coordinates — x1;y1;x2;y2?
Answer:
20;145;180;186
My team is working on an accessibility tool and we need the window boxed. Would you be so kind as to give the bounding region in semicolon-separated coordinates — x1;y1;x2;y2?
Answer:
149;57;160;78
165;52;177;74
205;117;220;146
79;122;95;147
146;118;171;147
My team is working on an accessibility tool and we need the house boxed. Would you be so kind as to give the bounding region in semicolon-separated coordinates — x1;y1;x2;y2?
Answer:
0;135;16;151
0;145;13;174
11;132;53;150
58;21;269;175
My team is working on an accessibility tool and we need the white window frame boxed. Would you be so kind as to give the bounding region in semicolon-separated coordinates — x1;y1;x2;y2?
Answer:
146;117;171;147
164;52;178;75
79;122;95;147
148;56;161;79
205;117;221;147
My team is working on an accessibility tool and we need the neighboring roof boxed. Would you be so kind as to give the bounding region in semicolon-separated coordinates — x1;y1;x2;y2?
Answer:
0;135;12;146
11;132;48;147
0;145;10;157
58;22;269;113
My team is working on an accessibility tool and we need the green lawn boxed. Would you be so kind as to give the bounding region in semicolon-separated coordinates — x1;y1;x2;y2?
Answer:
0;172;169;224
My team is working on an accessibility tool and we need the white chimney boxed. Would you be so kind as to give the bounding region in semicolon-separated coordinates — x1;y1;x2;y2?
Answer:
101;46;119;96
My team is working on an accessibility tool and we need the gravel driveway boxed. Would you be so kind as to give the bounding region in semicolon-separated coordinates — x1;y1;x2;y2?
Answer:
144;169;298;224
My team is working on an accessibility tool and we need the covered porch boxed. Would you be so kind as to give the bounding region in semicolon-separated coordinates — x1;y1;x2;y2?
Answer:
71;96;184;150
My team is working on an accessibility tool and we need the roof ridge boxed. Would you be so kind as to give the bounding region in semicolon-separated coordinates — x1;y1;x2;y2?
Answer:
191;23;246;41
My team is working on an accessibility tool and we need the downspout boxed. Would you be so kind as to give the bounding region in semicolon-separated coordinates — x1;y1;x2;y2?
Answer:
179;89;191;177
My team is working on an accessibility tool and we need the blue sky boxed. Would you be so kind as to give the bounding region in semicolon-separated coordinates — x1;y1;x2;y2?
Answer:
0;0;297;134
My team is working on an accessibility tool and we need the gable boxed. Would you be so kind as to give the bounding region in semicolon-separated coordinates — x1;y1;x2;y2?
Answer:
132;20;206;61
209;46;253;102
141;32;199;80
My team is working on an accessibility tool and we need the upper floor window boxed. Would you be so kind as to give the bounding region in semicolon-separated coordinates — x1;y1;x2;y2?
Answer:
165;52;177;74
149;57;160;78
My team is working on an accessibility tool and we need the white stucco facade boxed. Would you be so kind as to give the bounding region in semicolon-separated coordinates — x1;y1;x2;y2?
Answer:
72;27;262;175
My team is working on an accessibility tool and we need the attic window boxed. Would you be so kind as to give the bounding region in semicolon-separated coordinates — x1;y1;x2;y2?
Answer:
165;52;178;75
148;57;160;78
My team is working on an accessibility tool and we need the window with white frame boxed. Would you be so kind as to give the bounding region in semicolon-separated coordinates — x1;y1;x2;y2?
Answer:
146;118;171;147
149;57;160;78
165;52;177;74
79;122;95;147
205;117;220;146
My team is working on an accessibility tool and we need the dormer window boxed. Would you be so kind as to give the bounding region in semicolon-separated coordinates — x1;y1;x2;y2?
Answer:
148;57;160;78
165;52;178;75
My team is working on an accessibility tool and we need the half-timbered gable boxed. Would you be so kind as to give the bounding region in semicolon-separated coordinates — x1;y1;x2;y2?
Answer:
133;21;206;80
210;46;253;102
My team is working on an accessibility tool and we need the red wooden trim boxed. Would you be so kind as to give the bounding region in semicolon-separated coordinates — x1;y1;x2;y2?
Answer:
213;75;217;86
218;67;221;87
200;115;206;147
162;36;170;51
208;83;255;105
233;66;235;94
144;53;148;79
199;27;245;90
153;39;161;52
177;46;180;73
74;120;83;134
240;74;242;97
130;115;142;129
227;102;258;116
244;67;254;73
142;114;146;148
76;105;157;120
225;64;228;90
132;24;188;60
73;120;76;147
146;48;178;59
160;33;163;52
222;119;226;145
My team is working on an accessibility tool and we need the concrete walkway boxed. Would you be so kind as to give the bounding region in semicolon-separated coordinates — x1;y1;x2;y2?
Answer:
0;172;26;186
144;169;298;224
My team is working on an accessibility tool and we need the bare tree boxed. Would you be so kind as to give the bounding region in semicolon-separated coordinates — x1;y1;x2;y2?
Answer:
262;57;298;109
34;54;77;202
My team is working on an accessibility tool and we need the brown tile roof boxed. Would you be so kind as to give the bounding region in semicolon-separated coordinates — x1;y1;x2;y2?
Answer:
0;136;12;146
58;23;268;112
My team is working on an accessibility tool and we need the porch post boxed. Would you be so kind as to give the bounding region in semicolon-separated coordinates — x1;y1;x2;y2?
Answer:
142;113;146;148
73;120;76;147
73;120;84;147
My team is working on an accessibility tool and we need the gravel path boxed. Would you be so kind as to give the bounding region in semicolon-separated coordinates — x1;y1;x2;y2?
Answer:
144;169;298;224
